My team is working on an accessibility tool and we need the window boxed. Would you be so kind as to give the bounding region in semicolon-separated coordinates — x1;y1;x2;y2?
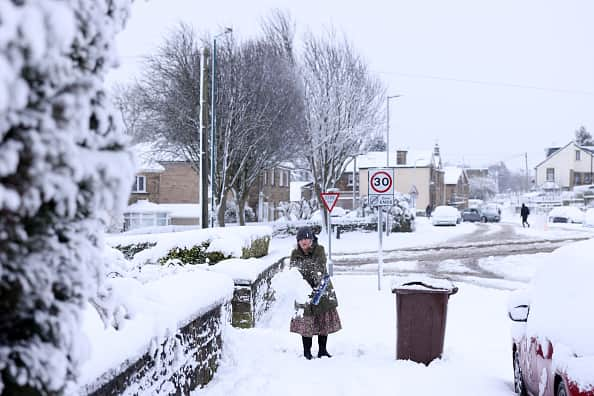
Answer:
263;171;267;186
574;172;581;185
270;169;275;186
576;150;581;161
546;168;555;182
279;170;286;187
347;173;354;187
132;175;146;193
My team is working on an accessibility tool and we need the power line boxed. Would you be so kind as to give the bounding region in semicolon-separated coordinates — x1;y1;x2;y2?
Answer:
377;70;594;97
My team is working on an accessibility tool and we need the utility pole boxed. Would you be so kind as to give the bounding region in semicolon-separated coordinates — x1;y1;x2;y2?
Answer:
525;152;529;191
386;95;401;166
199;47;210;228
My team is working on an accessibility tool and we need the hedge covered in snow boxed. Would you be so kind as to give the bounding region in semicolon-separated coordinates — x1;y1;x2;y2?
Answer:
108;226;272;266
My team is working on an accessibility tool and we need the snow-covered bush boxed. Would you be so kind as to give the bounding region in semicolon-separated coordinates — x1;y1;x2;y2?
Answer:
0;1;133;394
224;201;256;223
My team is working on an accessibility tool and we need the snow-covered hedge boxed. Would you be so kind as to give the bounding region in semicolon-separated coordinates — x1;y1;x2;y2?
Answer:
0;1;134;394
108;226;272;266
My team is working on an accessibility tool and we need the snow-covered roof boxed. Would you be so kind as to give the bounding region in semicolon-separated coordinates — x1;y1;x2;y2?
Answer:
125;201;201;219
125;200;169;213
132;143;165;173
444;166;463;185
157;204;201;219
344;150;433;172
290;181;311;202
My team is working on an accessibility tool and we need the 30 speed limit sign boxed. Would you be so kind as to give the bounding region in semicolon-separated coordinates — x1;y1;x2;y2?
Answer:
368;168;394;207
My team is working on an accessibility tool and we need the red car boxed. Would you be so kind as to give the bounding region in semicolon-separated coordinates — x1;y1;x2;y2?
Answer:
508;240;594;396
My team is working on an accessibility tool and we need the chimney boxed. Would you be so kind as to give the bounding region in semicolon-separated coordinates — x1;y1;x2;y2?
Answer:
396;150;407;165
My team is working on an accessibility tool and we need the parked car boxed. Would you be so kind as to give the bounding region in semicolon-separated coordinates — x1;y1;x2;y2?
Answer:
481;204;501;222
547;206;585;223
431;205;459;226
584;208;594;227
461;208;482;222
508;240;594;396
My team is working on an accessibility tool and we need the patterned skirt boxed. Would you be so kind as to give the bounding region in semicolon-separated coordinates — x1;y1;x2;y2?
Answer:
290;308;342;337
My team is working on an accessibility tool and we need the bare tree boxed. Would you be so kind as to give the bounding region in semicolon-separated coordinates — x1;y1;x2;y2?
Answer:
135;23;203;168
575;125;594;146
300;30;385;229
215;33;305;225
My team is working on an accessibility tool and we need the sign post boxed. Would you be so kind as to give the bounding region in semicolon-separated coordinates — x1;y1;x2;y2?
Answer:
320;191;340;276
368;168;395;290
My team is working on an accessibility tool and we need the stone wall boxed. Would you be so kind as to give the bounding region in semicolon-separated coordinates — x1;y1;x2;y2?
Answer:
231;257;287;328
82;303;229;396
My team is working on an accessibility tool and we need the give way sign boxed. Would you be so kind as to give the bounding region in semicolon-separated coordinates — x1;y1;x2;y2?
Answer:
368;168;394;207
320;192;340;212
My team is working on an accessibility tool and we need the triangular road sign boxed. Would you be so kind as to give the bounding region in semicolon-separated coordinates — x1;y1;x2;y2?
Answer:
320;192;340;212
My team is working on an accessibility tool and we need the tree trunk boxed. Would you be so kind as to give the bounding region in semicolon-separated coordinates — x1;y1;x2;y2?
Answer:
238;197;246;226
217;192;227;227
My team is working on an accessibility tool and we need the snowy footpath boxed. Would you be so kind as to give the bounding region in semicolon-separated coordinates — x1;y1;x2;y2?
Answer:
197;275;515;396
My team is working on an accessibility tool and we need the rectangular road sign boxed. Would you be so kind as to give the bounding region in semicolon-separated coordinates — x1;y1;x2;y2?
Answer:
369;195;394;207
368;168;394;207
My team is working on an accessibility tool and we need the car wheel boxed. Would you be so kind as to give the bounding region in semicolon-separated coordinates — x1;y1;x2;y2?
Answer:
513;349;528;396
557;380;568;396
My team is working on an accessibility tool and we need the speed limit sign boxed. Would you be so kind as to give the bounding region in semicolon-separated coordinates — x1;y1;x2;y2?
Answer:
368;168;394;207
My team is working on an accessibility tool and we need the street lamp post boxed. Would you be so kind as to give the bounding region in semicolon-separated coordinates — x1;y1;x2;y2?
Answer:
210;27;232;227
386;94;401;167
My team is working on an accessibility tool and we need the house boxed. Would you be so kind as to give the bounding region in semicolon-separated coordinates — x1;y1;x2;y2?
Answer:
535;141;594;190
247;164;292;222
127;143;291;226
341;144;446;212
443;166;469;209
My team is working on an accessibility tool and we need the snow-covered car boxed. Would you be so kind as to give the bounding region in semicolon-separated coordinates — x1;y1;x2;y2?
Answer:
508;239;594;396
583;208;594;227
547;206;584;223
431;205;459;226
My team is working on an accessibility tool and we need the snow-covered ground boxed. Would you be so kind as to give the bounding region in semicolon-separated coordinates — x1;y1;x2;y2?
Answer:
192;216;594;396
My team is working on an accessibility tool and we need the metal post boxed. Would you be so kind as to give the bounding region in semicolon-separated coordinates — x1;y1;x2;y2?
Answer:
199;47;209;228
378;206;383;290
209;28;232;227
327;211;333;276
352;156;357;212
386;97;390;167
210;37;217;227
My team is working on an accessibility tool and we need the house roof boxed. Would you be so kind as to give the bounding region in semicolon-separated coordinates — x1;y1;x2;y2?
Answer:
132;142;165;173
125;200;201;219
444;166;464;185
344;149;434;172
535;141;594;169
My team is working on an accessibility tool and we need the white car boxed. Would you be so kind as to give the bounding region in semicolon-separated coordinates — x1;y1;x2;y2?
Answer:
431;205;459;226
547;206;584;223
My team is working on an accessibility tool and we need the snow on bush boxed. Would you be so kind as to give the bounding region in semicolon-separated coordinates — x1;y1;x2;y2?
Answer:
0;1;133;394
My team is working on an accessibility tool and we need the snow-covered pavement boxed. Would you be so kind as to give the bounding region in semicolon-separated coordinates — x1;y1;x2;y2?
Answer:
193;216;594;396
197;275;515;396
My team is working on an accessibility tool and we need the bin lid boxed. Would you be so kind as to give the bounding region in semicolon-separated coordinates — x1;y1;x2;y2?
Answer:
391;277;458;295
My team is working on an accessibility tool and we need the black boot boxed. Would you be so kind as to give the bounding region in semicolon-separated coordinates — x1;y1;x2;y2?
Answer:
302;336;313;360
317;335;332;358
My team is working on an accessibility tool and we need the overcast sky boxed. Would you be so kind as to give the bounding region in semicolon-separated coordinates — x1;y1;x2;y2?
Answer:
110;0;594;172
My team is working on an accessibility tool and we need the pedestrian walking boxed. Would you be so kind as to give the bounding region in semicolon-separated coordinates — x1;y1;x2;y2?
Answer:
290;226;342;359
425;204;432;218
520;203;530;228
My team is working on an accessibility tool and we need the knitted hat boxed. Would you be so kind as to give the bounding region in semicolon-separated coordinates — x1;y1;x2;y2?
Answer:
296;226;314;242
